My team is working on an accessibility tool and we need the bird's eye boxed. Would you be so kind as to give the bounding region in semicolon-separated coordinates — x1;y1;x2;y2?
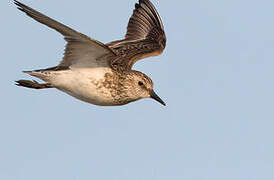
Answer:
138;81;144;86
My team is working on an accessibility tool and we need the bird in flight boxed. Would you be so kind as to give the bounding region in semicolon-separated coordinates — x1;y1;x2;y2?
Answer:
15;0;167;106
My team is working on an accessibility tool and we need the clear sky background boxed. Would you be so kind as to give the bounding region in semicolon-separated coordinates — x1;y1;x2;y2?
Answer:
1;0;274;179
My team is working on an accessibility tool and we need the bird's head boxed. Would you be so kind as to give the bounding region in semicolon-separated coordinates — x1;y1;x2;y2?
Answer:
124;71;166;106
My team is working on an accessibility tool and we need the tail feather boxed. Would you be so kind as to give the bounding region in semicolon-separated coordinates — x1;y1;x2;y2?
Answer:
15;80;52;89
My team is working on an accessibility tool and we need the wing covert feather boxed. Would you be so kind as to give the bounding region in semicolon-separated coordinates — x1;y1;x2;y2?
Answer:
107;0;166;71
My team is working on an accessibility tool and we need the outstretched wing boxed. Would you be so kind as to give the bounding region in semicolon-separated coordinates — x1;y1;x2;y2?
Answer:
107;0;166;71
14;0;115;69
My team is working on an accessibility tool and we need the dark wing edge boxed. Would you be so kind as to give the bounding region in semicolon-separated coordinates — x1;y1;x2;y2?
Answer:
107;0;166;71
126;0;165;42
14;0;115;68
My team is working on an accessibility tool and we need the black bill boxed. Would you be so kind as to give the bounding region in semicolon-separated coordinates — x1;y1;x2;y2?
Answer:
150;90;166;106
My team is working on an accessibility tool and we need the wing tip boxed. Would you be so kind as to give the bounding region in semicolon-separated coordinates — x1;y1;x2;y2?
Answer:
14;0;30;15
14;0;24;8
125;0;165;40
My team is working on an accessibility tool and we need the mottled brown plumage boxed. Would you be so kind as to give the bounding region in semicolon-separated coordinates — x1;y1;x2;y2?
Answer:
15;0;166;106
107;0;166;71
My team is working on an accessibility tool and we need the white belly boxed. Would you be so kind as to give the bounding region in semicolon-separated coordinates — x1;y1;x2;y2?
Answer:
49;67;116;106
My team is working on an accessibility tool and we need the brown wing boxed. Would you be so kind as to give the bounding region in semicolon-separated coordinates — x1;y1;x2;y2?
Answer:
107;0;166;71
14;0;115;69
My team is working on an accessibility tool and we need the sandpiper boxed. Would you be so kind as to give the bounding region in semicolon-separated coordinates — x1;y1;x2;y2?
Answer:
15;0;167;106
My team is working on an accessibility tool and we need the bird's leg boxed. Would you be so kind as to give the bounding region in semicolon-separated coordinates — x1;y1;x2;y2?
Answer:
15;80;53;89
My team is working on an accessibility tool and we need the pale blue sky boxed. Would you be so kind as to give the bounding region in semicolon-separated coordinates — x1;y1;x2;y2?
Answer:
1;0;274;179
